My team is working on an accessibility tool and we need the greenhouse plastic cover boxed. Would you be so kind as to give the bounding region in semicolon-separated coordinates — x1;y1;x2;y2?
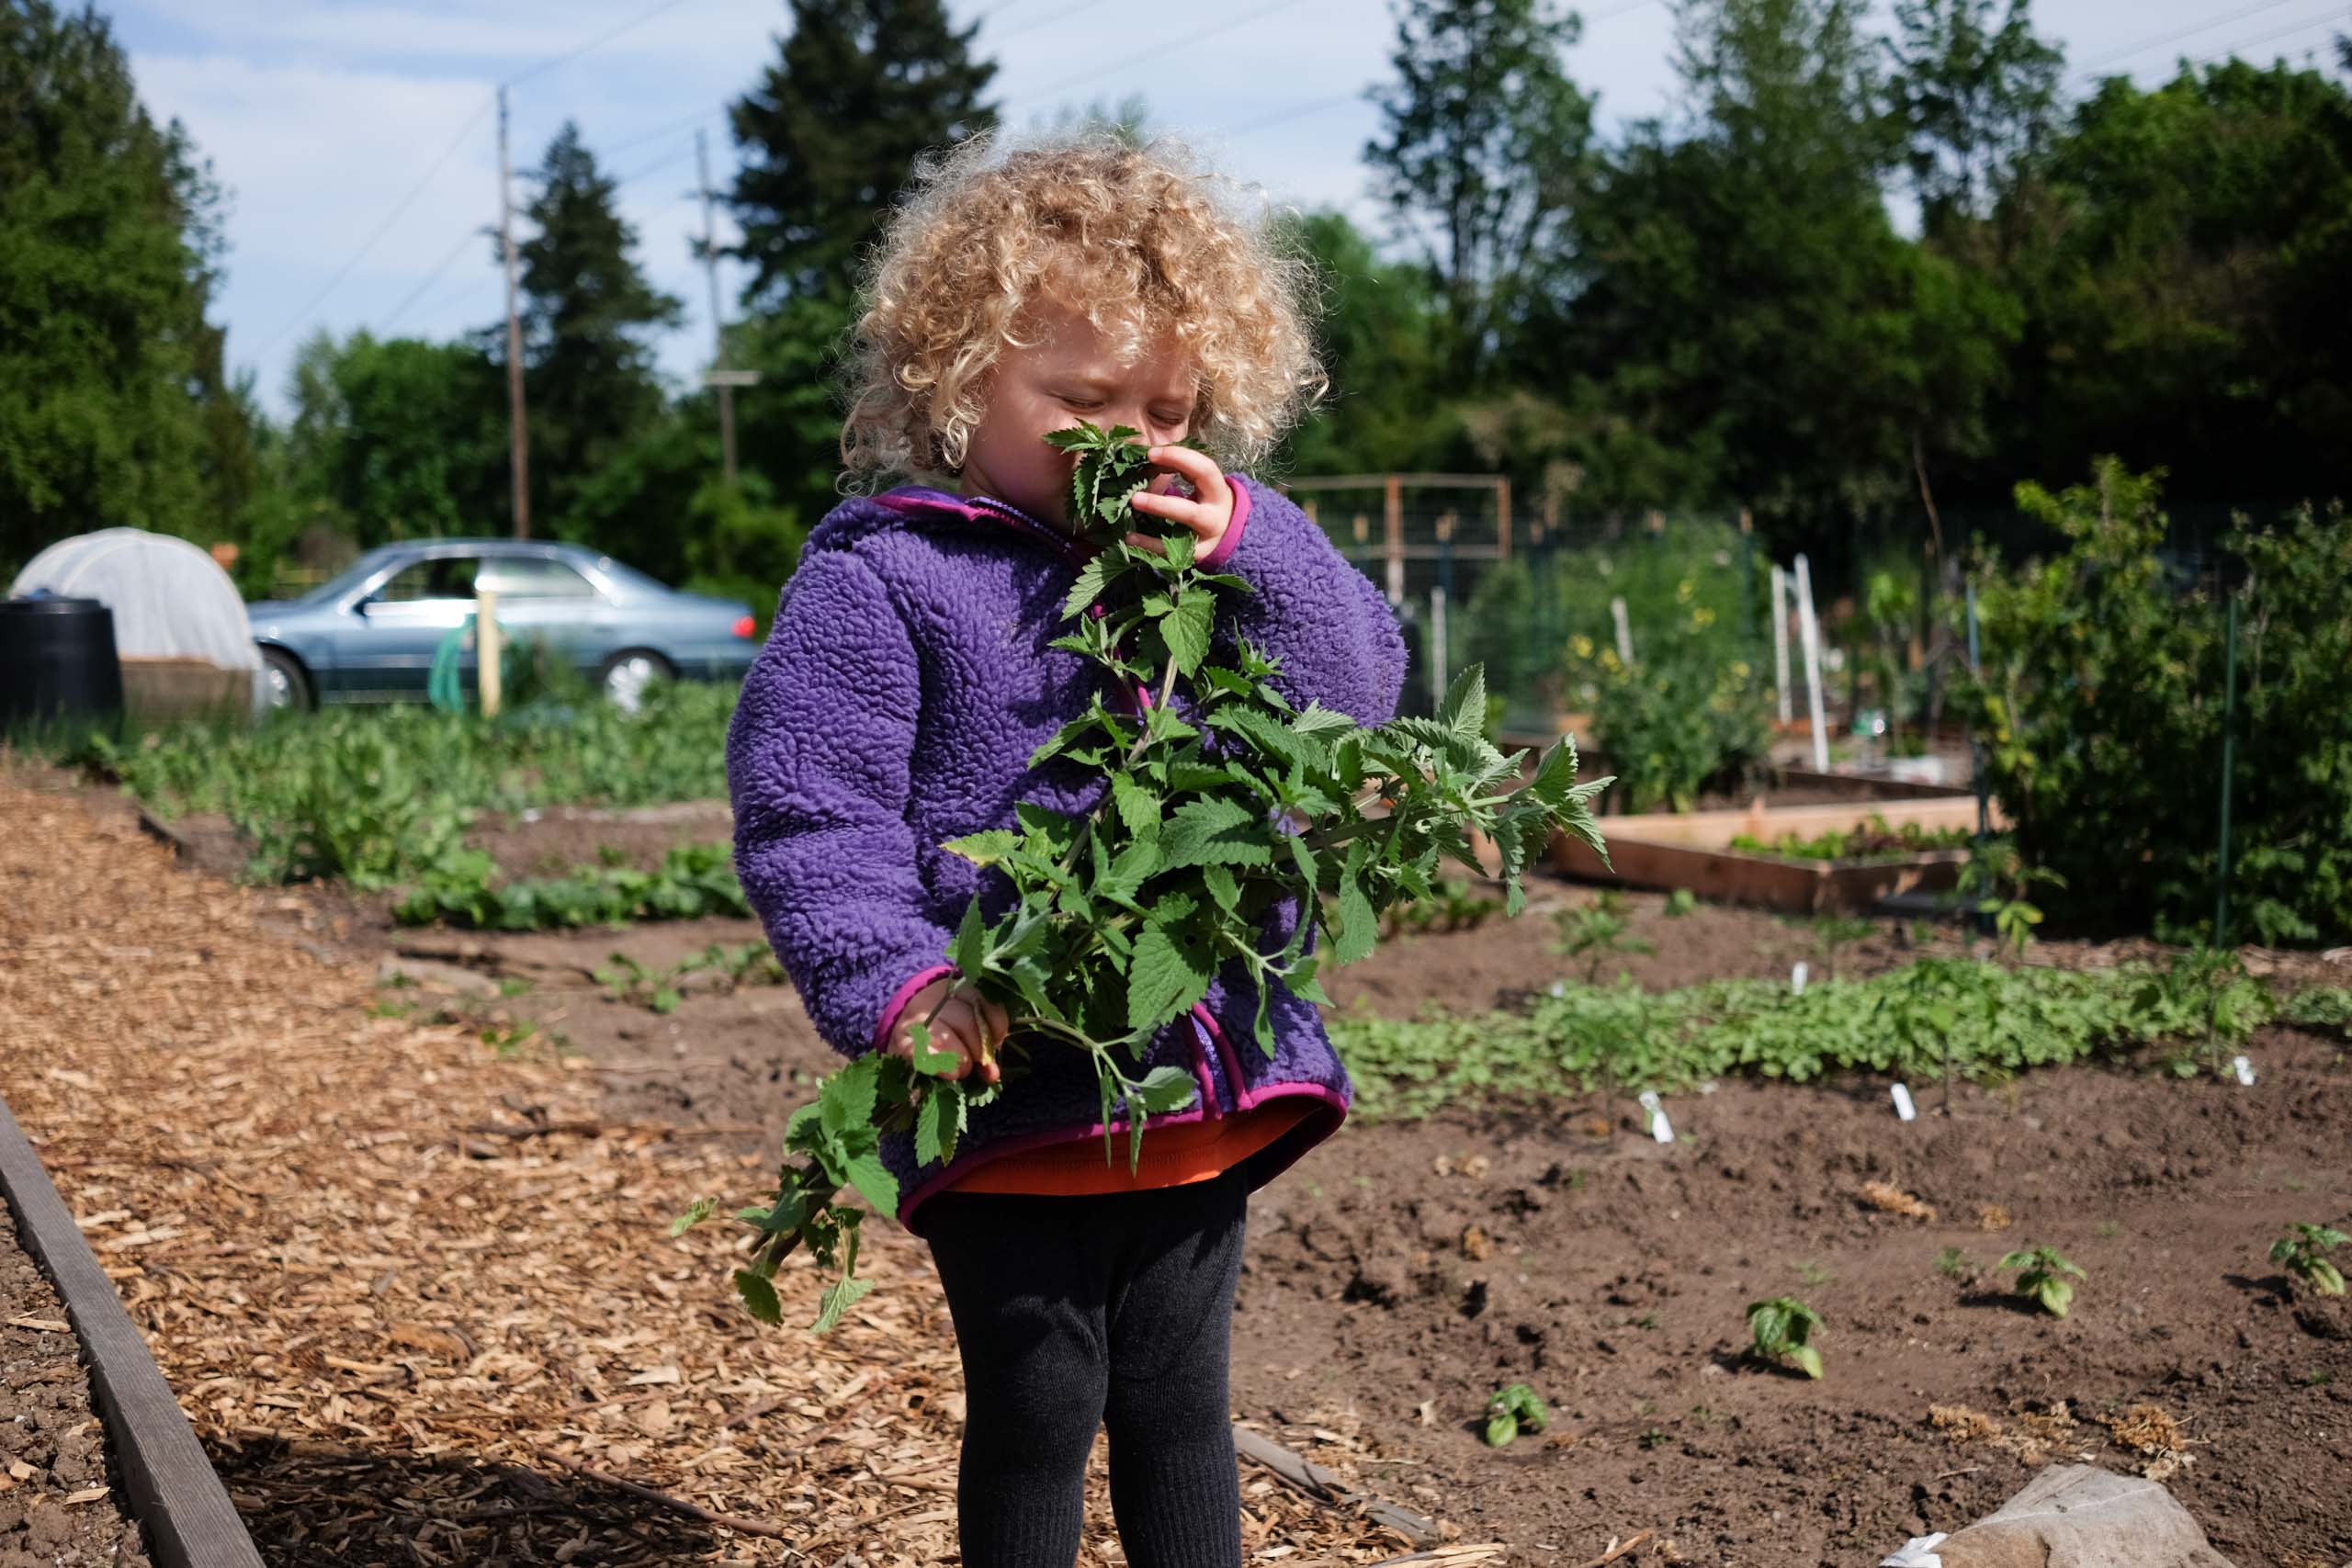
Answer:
9;528;260;671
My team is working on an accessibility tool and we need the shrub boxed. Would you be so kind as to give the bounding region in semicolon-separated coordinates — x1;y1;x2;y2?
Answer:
1959;460;2352;943
1585;652;1772;814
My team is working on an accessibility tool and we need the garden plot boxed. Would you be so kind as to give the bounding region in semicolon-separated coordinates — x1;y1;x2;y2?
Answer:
0;775;1431;1566
42;750;2352;1564
0;1207;151;1568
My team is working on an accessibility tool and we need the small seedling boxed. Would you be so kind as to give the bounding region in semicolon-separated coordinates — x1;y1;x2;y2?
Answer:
1664;888;1698;918
1485;1382;1548;1447
1998;1245;2086;1317
1637;1427;1668;1450
2270;1224;2347;1297
1551;891;1654;984
1746;1296;1825;1379
1795;1259;1834;1288
1935;1247;1972;1279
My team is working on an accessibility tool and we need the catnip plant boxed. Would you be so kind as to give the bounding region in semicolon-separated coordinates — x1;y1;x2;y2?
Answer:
685;423;1612;1330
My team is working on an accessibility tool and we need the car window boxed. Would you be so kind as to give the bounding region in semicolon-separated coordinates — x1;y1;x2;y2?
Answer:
373;556;483;603
477;557;598;599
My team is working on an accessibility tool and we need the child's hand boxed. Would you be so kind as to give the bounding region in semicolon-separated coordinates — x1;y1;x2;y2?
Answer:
890;976;1008;1085
1126;446;1232;561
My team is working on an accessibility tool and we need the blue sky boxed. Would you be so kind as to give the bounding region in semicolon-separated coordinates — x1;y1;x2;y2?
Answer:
106;0;2352;420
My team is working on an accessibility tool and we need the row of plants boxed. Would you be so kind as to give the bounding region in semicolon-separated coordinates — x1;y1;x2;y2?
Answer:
1728;814;1973;863
74;681;738;889
1329;953;2344;1123
1479;1223;2343;1447
392;843;748;931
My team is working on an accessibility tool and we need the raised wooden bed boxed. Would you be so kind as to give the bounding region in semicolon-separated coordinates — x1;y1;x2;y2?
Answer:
1550;793;1998;915
0;1094;263;1568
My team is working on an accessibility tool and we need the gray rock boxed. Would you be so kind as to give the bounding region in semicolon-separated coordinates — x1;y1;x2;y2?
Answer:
1934;1465;2234;1568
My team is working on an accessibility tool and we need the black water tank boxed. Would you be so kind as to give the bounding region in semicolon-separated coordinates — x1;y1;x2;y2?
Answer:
0;597;125;731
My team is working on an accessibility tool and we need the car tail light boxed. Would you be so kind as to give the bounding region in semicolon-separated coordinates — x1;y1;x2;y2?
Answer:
731;615;757;638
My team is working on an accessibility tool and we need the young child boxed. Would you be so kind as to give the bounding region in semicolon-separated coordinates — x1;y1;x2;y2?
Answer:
727;133;1406;1568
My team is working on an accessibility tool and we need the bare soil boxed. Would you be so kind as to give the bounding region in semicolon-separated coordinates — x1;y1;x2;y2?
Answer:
66;775;2352;1562
0;1206;151;1568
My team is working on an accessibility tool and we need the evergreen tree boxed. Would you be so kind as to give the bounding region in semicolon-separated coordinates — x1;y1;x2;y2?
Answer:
516;120;683;538
726;0;997;308
1363;0;1597;384
0;0;246;571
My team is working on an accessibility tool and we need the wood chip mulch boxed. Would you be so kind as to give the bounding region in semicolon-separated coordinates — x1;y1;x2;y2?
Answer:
0;778;1439;1565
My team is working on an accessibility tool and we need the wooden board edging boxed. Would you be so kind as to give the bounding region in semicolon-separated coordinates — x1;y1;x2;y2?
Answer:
0;1094;264;1568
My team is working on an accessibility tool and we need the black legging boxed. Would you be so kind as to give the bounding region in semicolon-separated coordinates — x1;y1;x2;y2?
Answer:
921;1166;1249;1568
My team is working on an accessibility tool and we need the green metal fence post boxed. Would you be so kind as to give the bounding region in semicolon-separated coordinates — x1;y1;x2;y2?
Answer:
1966;580;1987;843
2213;591;2240;947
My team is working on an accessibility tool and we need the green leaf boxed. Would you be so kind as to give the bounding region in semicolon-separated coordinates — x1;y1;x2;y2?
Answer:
1790;1345;1824;1380
906;1021;961;1077
952;899;989;979
1332;840;1378;965
1436;665;1488;738
734;1269;784;1327
843;1149;899;1216
944;829;1022;867
820;1057;880;1135
1162;585;1215;675
1161;795;1272;868
1112;774;1162;838
669;1197;716;1237
915;1087;957;1168
1201;863;1241;913
1131;1064;1200;1114
1485;1413;1519;1448
1127;924;1216;1032
1063;555;1112;617
812;1274;874;1334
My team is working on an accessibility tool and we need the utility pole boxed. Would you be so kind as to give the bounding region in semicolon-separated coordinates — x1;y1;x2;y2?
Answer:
499;85;531;539
696;128;757;487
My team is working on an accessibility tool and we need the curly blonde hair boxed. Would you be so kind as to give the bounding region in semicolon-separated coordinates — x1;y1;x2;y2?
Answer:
840;131;1325;486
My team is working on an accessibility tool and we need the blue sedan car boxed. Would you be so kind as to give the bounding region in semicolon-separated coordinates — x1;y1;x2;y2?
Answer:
245;538;762;711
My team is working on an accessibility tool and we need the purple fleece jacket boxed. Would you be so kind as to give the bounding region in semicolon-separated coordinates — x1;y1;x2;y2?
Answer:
726;475;1407;1235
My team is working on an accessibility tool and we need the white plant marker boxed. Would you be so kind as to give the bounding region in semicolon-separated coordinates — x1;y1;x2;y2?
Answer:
2232;1055;2256;1086
1793;553;1829;772
1549;979;1566;998
1637;1089;1674;1145
1879;1536;1946;1568
1771;564;1792;723
1891;1082;1917;1122
1611;595;1634;667
1792;961;1809;995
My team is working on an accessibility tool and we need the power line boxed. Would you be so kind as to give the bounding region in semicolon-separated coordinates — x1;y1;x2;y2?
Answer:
2073;0;2321;75
988;0;1099;44
613;145;700;190
504;0;703;86
1025;0;1309;103
1584;0;1664;24
256;92;495;359
2184;8;2351;66
1221;89;1363;138
602;107;730;163
380;223;490;332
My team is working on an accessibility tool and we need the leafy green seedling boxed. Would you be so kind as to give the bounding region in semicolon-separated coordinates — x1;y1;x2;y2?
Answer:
1998;1245;2086;1317
1746;1296;1825;1379
1485;1382;1548;1447
1551;891;1654;984
1935;1247;1972;1280
2270;1224;2347;1297
1663;888;1698;918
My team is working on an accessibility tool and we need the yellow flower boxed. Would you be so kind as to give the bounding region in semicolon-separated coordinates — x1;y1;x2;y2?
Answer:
1599;649;1623;672
1731;660;1752;679
1569;635;1594;660
1677;579;1696;603
1691;607;1716;628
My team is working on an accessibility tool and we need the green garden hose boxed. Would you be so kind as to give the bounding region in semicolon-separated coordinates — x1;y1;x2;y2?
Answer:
427;615;509;713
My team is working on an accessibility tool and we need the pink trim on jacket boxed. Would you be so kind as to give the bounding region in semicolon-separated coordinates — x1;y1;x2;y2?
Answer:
874;964;959;1053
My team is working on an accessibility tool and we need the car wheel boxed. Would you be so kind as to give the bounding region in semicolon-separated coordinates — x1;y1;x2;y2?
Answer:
598;649;673;714
259;647;313;712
